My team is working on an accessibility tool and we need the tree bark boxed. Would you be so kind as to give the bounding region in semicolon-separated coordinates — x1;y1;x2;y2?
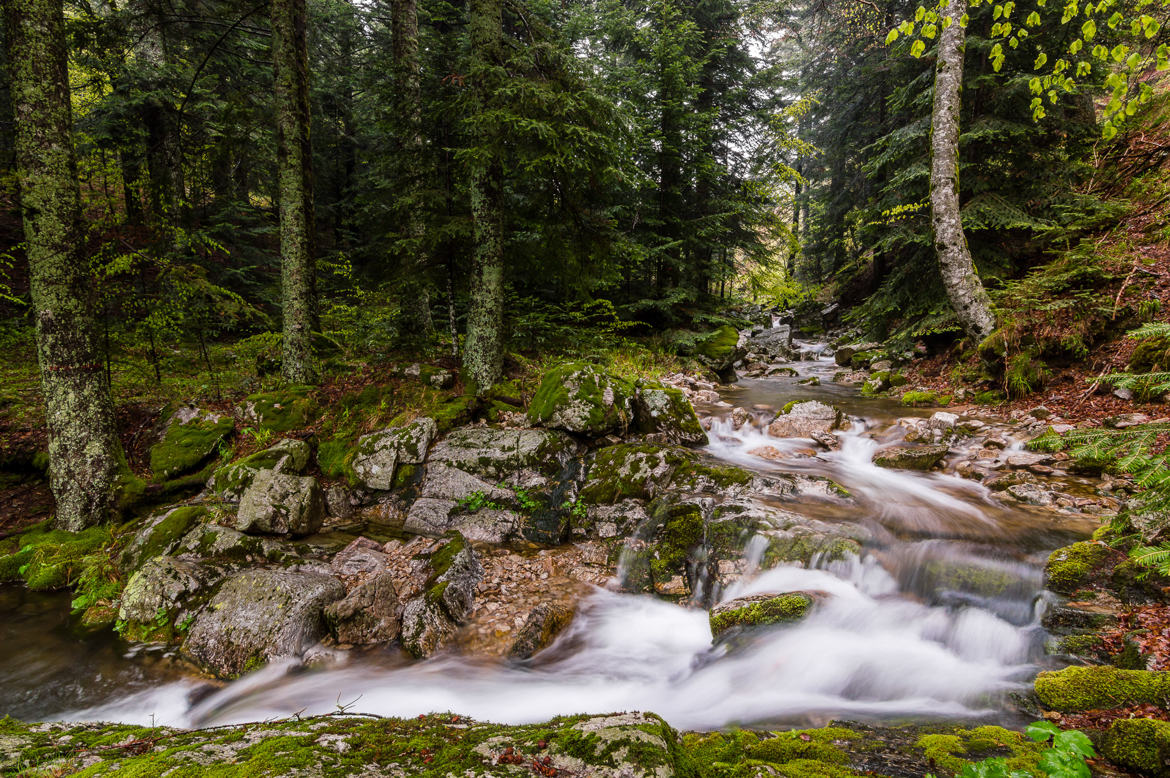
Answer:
392;0;434;338
463;0;505;392
272;0;317;382
4;0;126;530
929;2;996;342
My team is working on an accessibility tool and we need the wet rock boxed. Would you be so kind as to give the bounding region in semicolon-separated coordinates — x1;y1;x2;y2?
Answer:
746;326;795;360
508;602;575;659
527;362;635;435
833;342;880;367
182;568;345;677
404;498;521;544
351;417;437;492
400;532;484;657
331;537;389;579
121;505;208;572
209;438;311;502
324;484;357;519
691;325;746;381
873;444;948;471
324;570;400;645
1041;591;1124;633
234;469;325;537
1006;482;1055;506
632;382;707;445
148;407;234;481
766;401;844;439
1044;541;1110;594
832;369;869;384
709;591;817;638
117;556;217;636
729;407;751;429
175;523;295;564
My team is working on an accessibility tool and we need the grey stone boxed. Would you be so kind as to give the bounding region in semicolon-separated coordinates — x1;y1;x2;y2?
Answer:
324;571;400;645
352;417;437;490
767;401;844;439
182;568;345;677
117;556;216;626
235;469;325;536
210;438;310;503
400;534;484;657
873;443;949;471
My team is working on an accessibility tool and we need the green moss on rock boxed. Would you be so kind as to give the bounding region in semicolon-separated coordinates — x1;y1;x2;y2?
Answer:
1045;541;1110;595
243;385;318;433
148;412;234;481
709;592;815;637
528;362;636;436
1034;665;1170;712
1102;717;1170;777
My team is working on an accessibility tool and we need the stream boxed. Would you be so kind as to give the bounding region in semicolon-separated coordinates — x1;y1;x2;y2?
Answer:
0;340;1096;731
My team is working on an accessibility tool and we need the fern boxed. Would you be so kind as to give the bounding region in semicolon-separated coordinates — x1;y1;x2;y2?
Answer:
1129;543;1170;577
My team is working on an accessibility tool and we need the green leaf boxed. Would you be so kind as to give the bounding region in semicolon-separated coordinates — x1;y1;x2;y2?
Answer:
1026;721;1061;742
911;39;926;57
923;23;938;37
1082;18;1096;38
1035;51;1048;68
1112;43;1129;61
1126;51;1142;70
1108;10;1123;27
886;28;900;44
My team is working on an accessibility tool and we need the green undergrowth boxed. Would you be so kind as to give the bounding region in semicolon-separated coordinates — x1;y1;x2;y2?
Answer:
0;520;125;628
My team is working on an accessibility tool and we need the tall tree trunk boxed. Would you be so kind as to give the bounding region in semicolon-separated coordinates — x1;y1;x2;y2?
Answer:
462;0;504;392
272;0;317;382
4;0;126;530
392;0;434;338
0;20;14;182
929;3;995;342
135;0;183;225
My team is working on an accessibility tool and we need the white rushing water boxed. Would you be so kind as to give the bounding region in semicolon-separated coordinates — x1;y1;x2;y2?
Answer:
43;341;1077;731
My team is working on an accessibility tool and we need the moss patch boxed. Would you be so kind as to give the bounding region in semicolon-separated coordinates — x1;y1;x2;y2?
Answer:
244;385;318;433
1102;717;1170;777
1044;541;1110;595
1034;665;1170;712
148;414;234;481
710;593;814;637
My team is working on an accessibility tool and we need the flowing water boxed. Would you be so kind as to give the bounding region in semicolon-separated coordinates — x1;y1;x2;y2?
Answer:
0;339;1097;731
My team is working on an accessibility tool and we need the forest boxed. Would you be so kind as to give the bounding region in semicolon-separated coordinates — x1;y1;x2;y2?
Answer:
4;0;1170;773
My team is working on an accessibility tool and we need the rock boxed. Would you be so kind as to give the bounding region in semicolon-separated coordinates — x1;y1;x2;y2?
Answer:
241;385;317;433
1033;665;1170;712
692;325;746;381
1044;541;1110;594
580;444;751;505
632;383;707;445
148;407;234;481
407;427;580;544
873;444;948;471
175;523;295;564
833;342;880;367
1101;718;1170;777
527;362;635;435
767;401;844;439
324;570;400;645
120;505;208;572
508;602;575;659
746;326;795;361
331;537;389;579
1114;387;1136;401
870;359;893;373
209;438;311;502
182;568;344;677
1005;482;1054;506
117;556;216;639
235;470;325;536
709;591;816;638
324;484;357;518
352;417;437;490
400;532;484;657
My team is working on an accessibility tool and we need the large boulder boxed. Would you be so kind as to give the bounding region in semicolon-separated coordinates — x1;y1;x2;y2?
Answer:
209;438;311;502
117;556;218;641
632;382;706;445
872;443;949;471
1101;718;1170;778
747;326;795;361
148;407;234;481
405;428;581;544
120;505;208;572
324;571;401;646
579;444;752;506
692;325;745;382
182;568;344;677
352;417;437;490
174;523;297;564
527;362;635;435
234;469;325;536
767;401;845;439
241;385;317;433
400;532;484;658
709;591;817;638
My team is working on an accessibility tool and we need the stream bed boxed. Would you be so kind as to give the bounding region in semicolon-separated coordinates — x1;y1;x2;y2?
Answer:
0;341;1097;731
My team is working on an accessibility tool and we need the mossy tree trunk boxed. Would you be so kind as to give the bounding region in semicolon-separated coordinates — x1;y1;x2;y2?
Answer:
462;0;504;393
135;0;183;227
929;1;996;343
0;20;14;181
272;0;318;382
392;0;434;339
4;0;127;530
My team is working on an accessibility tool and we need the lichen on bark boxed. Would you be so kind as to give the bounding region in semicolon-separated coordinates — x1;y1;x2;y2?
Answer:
4;0;127;530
